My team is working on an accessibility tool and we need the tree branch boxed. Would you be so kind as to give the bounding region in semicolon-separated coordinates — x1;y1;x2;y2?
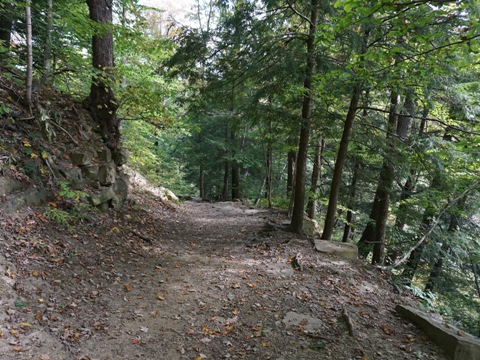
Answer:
389;177;480;269
357;106;480;136
286;0;313;27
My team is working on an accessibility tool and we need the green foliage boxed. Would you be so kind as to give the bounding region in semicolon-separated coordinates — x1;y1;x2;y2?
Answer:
122;119;194;194
57;180;87;202
405;285;438;310
46;180;89;230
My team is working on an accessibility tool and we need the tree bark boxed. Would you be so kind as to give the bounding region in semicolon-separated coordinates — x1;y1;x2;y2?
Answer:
0;2;13;48
43;0;53;85
199;164;205;199
402;126;452;283
222;160;229;201
266;138;273;208
371;92;400;264
306;138;324;219
358;91;416;260
287;150;296;197
321;84;361;240
290;0;318;234
85;0;119;151
232;162;241;199
25;0;33;109
342;161;361;243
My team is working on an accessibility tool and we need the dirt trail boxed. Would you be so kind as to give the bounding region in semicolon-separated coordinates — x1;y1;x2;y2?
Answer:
0;192;449;360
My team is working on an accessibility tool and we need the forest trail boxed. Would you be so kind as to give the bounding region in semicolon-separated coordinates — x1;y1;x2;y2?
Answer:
0;189;450;360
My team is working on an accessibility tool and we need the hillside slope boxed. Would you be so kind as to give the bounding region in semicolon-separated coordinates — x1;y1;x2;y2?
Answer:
0;77;450;359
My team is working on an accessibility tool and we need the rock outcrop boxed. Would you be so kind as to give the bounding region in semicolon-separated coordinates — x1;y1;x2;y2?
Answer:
314;239;358;260
65;145;129;211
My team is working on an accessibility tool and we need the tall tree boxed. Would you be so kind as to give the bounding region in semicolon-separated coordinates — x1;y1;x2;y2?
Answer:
25;0;33;108
290;0;319;234
0;1;13;48
84;0;119;151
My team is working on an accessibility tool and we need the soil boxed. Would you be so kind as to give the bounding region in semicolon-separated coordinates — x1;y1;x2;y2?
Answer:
0;188;450;360
0;75;450;360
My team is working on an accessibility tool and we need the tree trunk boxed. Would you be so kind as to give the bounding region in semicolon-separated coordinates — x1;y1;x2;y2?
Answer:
43;0;53;85
470;252;480;299
306;138;324;219
0;2;13;48
199;164;205;199
287;150;296;197
321;84;361;239
85;0;119;151
402;178;443;285
342;161;361;243
358;91;416;260
371;91;400;264
402;126;451;283
290;0;318;234
266;139;273;208
232;162;241;199
425;197;465;291
25;0;33;109
222;160;229;201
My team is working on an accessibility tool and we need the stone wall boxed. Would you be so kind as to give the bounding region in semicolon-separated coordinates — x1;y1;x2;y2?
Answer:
66;146;129;211
0;144;129;213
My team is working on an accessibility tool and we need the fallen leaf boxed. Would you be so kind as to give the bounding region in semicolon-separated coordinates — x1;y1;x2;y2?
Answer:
20;322;32;328
231;284;241;289
131;338;141;344
140;326;148;333
157;296;165;301
40;355;51;360
247;283;255;288
124;284;133;292
380;325;393;335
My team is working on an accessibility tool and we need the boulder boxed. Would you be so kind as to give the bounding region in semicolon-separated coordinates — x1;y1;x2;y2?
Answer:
87;186;116;207
112;148;129;166
0;176;26;195
314;239;358;260
97;147;112;162
282;311;323;333
80;165;99;182
98;162;116;186
59;167;84;190
70;151;94;166
303;217;321;236
396;305;480;360
111;176;128;209
160;187;179;203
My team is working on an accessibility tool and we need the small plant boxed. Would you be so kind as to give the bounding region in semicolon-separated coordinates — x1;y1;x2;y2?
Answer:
0;102;10;117
45;206;74;230
405;285;438;310
46;181;89;230
57;180;87;201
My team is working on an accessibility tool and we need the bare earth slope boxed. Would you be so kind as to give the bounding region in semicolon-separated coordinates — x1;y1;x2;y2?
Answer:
0;189;449;360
